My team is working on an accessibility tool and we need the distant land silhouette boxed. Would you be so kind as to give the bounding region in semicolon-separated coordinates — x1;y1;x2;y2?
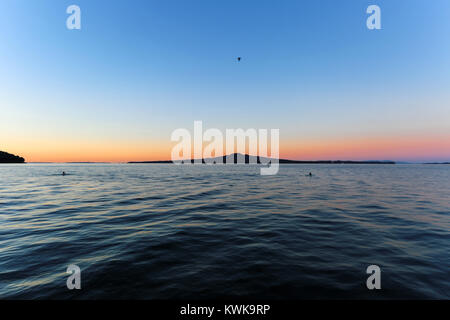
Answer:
129;153;396;164
424;162;450;165
0;151;25;163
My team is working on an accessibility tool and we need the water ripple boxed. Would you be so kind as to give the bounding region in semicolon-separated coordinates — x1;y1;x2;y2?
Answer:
0;163;449;299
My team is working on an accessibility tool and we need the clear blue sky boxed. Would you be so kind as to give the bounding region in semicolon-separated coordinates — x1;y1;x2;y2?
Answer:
1;0;449;162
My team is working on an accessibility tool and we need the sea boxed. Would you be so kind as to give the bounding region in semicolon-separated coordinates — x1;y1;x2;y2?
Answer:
0;163;449;299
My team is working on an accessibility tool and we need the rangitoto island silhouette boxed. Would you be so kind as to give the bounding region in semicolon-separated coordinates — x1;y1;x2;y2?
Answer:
128;153;396;164
0;151;25;163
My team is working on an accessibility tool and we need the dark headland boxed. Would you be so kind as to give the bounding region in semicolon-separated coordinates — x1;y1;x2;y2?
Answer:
129;153;395;164
0;151;25;163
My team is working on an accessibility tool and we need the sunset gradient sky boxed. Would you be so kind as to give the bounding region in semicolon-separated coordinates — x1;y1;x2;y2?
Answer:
1;0;449;162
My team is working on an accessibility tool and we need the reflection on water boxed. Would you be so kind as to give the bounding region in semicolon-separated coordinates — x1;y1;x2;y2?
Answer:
0;164;449;299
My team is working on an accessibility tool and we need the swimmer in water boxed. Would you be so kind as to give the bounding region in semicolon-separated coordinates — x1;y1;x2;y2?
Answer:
62;171;66;176
308;172;312;176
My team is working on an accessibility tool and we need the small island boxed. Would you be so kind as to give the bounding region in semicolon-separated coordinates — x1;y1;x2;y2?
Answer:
129;153;396;164
0;151;25;163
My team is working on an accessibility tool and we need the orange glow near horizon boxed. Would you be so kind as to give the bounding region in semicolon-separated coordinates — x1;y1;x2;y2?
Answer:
3;133;450;163
2;139;170;163
281;134;450;162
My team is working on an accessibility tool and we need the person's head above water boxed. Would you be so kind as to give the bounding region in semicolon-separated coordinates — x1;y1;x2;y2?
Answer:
62;171;66;176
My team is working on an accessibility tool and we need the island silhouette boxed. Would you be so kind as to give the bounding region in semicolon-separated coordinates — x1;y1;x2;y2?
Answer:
129;153;395;164
0;151;25;163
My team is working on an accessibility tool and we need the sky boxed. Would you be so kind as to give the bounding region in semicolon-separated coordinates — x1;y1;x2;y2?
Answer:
0;0;449;162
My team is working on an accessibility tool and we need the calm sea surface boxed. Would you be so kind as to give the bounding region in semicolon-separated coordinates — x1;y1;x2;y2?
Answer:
0;164;449;299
